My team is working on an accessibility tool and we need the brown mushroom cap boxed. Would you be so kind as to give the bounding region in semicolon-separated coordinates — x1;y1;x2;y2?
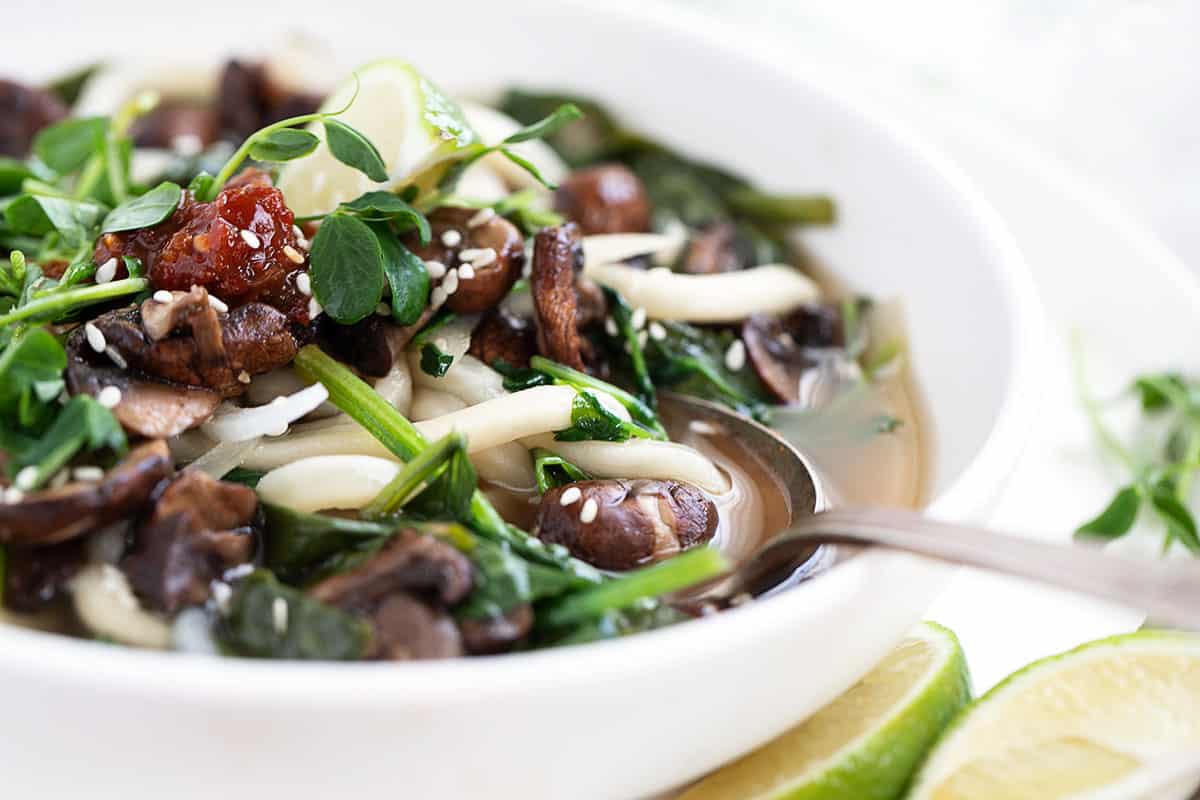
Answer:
0;79;68;157
0;440;173;547
554;164;652;235
536;479;719;571
679;222;748;275
468;307;537;369
2;539;86;612
742;307;846;405
458;604;534;655
402;207;525;314
531;222;587;370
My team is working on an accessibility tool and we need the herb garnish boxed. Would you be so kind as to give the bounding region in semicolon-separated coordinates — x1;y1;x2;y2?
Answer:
555;390;655;443
307;213;386;324
532;448;591;494
101;181;181;233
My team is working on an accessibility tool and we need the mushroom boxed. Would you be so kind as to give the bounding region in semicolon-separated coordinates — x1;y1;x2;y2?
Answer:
678;222;749;275
217;59;323;141
554;164;651;235
530;222;591;370
2;539;86;613
130;101;220;150
741;307;847;405
0;440;173;547
458;604;534;655
0;79;68;157
468;307;537;369
535;479;719;571
308;529;474;661
120;470;258;613
402;207;525;313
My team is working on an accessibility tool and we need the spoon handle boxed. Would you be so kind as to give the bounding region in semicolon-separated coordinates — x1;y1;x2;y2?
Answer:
785;508;1200;629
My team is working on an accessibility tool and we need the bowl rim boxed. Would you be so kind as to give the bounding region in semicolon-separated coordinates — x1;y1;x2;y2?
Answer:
0;0;1043;700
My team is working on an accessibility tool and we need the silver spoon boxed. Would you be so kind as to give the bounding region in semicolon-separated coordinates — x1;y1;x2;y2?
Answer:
661;393;1200;628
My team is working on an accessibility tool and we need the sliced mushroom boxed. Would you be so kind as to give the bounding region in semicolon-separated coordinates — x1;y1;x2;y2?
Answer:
0;440;173;547
742;308;847;405
402;207;525;313
120;470;258;613
2;540;86;612
130;100;220;150
458;604;534;655
0;79;68;157
554;164;651;235
535;479;718;571
217;60;323;141
531;222;587;370
678;222;748;275
468;307;537;369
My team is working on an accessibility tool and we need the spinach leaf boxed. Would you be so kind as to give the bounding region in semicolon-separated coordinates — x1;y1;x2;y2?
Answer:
308;212;386;324
406;440;477;523
222;467;265;488
602;287;655;407
492;358;554;391
644;320;771;422
11;395;126;488
100;181;181;233
411;311;457;377
46;64;100;106
1075;486;1141;542
363;432;467;517
532;448;590;494
554;390;654;443
323;119;389;182
217;570;372;660
341;191;430;242
370;222;429;325
247;128;320;162
529;355;667;439
262;503;394;584
32;117;108;175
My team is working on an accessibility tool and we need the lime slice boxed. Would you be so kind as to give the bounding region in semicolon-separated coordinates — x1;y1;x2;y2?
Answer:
680;622;970;800
908;630;1200;800
277;58;479;217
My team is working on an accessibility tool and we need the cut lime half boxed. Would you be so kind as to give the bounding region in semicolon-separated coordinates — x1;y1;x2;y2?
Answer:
277;58;479;217
680;622;970;800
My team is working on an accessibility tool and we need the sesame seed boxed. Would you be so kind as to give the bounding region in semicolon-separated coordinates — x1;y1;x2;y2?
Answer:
3;487;25;504
724;339;746;371
73;466;105;482
467;207;495;228
237;370;251;384
375;302;390;316
430;286;448;309
441;229;462;247
152;290;173;304
14;466;38;492
95;257;118;284
604;318;619;337
307;298;323;320
424;260;447;279
630;307;647;331
207;295;229;313
295;272;312;296
648;321;667;341
637;330;648;348
442;269;459;295
272;597;289;635
559;486;582;506
211;581;233;615
105;347;128;370
458;247;483;261
689;420;720;436
224;563;254;581
579;497;599;524
297;237;311;251
457;263;475;280
292;224;304;239
283;245;305;264
84;322;106;353
462;247;496;268
97;385;122;408
240;229;261;249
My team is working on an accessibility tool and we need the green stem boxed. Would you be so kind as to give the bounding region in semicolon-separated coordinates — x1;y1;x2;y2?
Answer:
364;431;465;516
530;355;667;439
725;189;836;225
542;547;729;628
0;277;148;327
1070;334;1136;470
23;178;73;199
73;157;105;200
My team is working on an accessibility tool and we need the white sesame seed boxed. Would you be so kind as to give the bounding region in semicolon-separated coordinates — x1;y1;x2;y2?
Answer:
73;466;105;482
724;339;746;371
441;229;462;247
458;247;484;261
457;262;475;280
604;317;619;337
239;229;261;249
472;250;497;269
14;466;38;492
95;257;118;284
211;581;233;615
272;597;289;635
375;302;390;317
424;260;447;280
637;330;648;348
648;321;667;341
295;272;312;296
237;370;251;384
579;497;599;524
224;563;254;581
297;237;311;251
105;347;128;370
292;224;304;239
467;207;495;228
152;290;173;304
207;295;229;313
430;286;448;309
283;244;305;264
559;486;582;506
97;385;122;408
689;420;720;436
630;307;647;331
84;322;106;353
307;297;323;320
3;487;25;504
442;269;459;295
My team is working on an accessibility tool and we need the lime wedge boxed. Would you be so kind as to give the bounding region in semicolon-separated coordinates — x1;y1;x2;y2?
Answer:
908;630;1200;800
277;58;479;217
680;622;970;800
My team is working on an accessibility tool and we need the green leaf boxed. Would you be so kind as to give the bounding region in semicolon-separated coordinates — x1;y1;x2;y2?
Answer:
187;171;215;197
370;223;429;325
101;181;181;233
533;448;591;494
1075;486;1141;541
529;355;667;439
308;212;386;324
363;432;466;517
420;342;454;377
32;117;108;175
499;148;558;189
1150;482;1200;554
248;128;321;162
0;276;147;328
554;390;654;443
491;189;564;234
262;503;393;583
643;321;771;423
322;119;388;182
0;158;34;195
13;395;127;488
1133;374;1186;412
603;287;655;407
341;191;430;242
725;188;836;225
4;194;105;246
492;358;555;392
501;103;583;144
217;570;373;660
407;442;477;523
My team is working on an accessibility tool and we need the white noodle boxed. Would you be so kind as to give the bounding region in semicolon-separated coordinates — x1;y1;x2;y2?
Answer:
256;455;400;513
411;353;507;404
521;434;730;494
413;385;581;452
202;383;329;442
245;367;339;419
373;357;413;416
186;437;261;478
581;232;685;268
410;389;536;491
243;421;391;471
585;262;820;322
71;564;172;649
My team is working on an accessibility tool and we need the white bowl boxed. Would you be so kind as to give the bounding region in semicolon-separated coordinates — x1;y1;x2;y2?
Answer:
1;2;1041;797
